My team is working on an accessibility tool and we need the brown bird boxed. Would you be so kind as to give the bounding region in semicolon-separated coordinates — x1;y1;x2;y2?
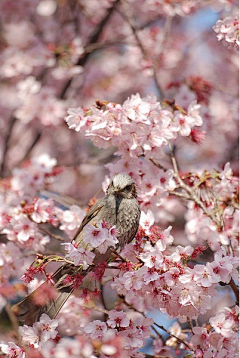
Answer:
12;173;141;325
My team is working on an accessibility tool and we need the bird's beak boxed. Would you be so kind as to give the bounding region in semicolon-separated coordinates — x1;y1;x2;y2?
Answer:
114;187;121;196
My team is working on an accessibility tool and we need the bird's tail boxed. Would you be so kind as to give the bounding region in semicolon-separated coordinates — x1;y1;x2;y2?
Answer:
12;264;75;326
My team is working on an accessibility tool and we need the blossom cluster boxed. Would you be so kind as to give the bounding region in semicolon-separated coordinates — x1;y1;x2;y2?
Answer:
213;14;239;50
0;154;62;281
65;94;203;155
191;306;239;357
112;225;238;321
0;311;153;358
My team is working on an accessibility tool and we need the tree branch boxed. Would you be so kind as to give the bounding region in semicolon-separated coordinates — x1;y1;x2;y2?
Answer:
0;115;17;177
59;0;121;99
168;142;222;228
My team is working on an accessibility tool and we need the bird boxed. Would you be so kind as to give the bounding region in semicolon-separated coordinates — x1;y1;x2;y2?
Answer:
12;173;141;325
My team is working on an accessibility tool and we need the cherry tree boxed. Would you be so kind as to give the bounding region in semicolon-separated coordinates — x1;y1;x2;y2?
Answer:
0;0;238;357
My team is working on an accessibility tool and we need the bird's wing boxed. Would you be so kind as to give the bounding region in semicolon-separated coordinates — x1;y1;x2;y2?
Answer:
71;197;106;242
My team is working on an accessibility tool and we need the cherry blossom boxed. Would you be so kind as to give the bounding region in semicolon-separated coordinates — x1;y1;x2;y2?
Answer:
107;310;130;328
213;14;239;50
63;242;95;269
84;320;108;340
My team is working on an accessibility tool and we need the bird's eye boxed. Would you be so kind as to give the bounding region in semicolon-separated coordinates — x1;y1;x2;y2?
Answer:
125;185;132;191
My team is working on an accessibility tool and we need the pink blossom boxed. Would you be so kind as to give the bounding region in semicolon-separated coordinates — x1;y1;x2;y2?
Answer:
139;210;155;234
64;107;87;132
84;320;108;339
31;198;51;223
139;243;163;269
53;338;92;358
193;264;216;287
122;93;151;123
9;215;36;243
191;326;210;346
210;312;235;337
171;245;194;262
122;270;144;291
118;327;144;349
213;15;239;49
63;242;95;269
83;223;107;248
19;324;39;347
82;221;118;253
36;313;58;343
155;226;174;251
107;310;130;328
59;205;85;233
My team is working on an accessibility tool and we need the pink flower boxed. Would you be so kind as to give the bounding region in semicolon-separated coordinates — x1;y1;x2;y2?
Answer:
59;205;85;234
139;210;155;235
155;226;174;251
83;223;107;247
84;320;108;339
173;101;202;136
107;310;130;328
36;314;58;343
122;94;151;123
122;271;143;291
64;107;87;132
193;264;216;287
11;215;36;243
118;327;144;349
63;242;95;269
19;325;39;347
191;326;210;347
97;223;118;254
18;314;58;349
210;312;235;338
31;198;51;223
186;101;203;127
164;267;181;286
139;243;163;269
140;265;159;284
171;245;194;262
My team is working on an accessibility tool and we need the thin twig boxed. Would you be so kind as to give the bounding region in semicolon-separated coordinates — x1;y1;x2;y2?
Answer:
0;115;17;177
149;156;168;171
153;322;192;351
168;142;221;228
229;278;239;305
168;190;189;200
39;227;65;241
151;324;165;342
